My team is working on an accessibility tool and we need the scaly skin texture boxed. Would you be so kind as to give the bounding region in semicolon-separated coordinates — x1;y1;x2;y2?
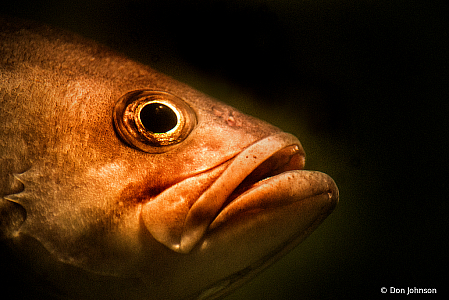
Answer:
0;18;338;300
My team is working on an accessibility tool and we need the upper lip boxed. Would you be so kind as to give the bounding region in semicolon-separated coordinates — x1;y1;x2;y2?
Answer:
219;144;305;212
178;132;305;253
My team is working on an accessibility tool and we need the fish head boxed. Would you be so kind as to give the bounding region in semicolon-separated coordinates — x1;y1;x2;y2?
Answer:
0;19;338;299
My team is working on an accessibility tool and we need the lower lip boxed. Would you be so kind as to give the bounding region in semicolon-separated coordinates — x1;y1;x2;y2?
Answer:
208;170;337;231
190;188;335;300
200;184;336;264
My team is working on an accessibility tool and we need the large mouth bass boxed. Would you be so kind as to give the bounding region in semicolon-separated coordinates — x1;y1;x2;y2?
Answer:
0;18;338;300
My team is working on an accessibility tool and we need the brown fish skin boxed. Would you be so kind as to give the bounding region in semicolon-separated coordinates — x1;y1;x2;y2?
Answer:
0;18;338;299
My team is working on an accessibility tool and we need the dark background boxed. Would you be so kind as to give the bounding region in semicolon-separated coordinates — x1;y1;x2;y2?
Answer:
2;0;448;299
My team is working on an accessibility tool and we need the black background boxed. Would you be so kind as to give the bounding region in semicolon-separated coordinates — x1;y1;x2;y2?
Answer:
2;0;448;299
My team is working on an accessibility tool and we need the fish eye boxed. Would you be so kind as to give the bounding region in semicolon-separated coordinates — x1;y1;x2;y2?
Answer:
139;102;178;134
113;90;197;152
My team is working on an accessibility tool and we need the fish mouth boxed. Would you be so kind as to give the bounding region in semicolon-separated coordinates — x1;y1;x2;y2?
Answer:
216;144;305;215
180;131;338;253
142;132;338;253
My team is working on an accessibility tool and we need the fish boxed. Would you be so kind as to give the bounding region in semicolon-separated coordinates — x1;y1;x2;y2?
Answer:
0;17;338;300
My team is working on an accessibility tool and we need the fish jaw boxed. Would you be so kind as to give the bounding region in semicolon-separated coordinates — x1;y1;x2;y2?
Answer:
209;170;338;231
188;170;338;300
141;131;338;254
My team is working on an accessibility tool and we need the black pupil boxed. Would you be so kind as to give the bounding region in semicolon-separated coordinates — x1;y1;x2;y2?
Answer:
140;103;178;133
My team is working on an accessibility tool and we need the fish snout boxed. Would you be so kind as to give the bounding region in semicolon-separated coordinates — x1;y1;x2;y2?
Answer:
141;132;336;254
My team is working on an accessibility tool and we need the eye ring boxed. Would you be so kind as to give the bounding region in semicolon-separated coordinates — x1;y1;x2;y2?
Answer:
113;90;197;153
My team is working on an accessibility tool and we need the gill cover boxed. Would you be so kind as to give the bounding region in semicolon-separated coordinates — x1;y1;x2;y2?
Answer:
113;90;197;153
